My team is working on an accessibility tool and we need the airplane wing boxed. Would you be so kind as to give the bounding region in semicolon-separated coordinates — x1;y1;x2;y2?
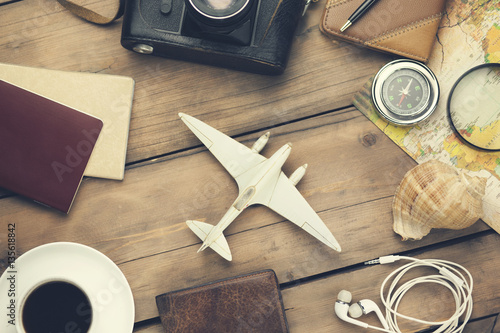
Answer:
265;172;341;252
179;113;266;184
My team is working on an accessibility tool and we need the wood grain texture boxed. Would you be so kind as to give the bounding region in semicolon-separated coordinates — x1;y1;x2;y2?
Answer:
284;232;500;333
2;109;416;264
0;111;490;323
0;0;393;164
134;233;500;332
0;0;21;5
493;314;500;333
135;316;500;333
134;320;164;333
463;316;498;333
1;1;498;332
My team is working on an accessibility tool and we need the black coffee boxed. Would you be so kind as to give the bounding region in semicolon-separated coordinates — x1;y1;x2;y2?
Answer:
22;281;92;333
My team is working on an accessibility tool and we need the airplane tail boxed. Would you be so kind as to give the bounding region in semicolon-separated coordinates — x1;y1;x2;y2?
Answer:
186;220;232;261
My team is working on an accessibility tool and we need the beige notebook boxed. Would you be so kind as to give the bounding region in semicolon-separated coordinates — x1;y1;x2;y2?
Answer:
0;63;134;180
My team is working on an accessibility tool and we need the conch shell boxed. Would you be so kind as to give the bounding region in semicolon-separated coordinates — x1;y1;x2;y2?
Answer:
393;160;486;240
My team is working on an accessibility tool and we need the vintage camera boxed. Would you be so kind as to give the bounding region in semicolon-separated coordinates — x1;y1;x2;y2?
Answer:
121;0;307;74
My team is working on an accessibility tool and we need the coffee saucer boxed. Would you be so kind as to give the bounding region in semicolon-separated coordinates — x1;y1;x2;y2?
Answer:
0;242;135;332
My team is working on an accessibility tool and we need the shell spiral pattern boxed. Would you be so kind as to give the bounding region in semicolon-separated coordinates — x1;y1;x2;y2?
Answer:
393;160;486;240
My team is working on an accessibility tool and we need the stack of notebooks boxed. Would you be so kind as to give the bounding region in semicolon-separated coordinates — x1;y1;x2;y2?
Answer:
0;63;135;213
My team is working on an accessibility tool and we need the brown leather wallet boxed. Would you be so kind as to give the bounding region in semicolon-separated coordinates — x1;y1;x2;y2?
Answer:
320;0;447;62
156;270;289;333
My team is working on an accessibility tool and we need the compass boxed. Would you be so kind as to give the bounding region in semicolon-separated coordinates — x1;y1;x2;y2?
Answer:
372;59;440;125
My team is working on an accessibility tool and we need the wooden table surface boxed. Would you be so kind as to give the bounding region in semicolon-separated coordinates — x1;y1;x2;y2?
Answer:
1;1;499;332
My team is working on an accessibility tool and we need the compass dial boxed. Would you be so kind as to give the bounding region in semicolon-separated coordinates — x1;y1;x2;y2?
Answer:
372;60;439;126
382;69;430;116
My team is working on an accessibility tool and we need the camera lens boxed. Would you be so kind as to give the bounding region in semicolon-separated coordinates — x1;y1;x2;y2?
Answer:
188;0;251;23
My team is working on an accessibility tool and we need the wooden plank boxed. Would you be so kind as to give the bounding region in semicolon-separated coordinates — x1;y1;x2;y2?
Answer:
0;1;21;6
2;1;498;332
0;0;393;164
282;232;500;332
494;314;500;333
135;315;500;333
115;201;486;322
463;316;498;333
133;234;500;332
0;110;489;322
135;317;500;333
1;109;414;262
134;320;164;333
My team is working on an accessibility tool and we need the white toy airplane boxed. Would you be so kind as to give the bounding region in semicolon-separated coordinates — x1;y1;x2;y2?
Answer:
179;113;341;261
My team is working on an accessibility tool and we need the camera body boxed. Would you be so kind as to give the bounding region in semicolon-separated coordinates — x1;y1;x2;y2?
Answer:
121;0;306;74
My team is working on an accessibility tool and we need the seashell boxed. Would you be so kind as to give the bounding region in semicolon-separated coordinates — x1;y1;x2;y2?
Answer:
392;160;486;240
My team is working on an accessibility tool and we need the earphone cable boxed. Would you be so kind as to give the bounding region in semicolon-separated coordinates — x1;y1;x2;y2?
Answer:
377;256;473;333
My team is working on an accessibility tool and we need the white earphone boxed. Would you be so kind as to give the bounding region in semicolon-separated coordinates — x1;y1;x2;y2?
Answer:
335;290;389;331
334;256;474;333
349;299;389;330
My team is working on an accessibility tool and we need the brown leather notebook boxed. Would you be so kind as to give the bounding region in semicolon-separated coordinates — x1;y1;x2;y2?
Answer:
320;0;447;62
0;80;103;213
156;270;289;333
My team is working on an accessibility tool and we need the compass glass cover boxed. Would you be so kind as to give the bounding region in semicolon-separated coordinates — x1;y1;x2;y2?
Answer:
372;59;439;126
382;69;431;116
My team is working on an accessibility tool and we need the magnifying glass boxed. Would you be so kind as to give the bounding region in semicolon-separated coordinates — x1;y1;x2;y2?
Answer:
447;63;500;151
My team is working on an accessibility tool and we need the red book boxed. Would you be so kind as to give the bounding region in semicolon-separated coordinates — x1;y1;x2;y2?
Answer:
0;80;103;213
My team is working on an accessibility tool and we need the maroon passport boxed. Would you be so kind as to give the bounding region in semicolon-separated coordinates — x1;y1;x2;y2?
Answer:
0;80;103;213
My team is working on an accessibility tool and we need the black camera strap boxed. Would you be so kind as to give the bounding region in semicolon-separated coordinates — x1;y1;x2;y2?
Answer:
56;0;125;25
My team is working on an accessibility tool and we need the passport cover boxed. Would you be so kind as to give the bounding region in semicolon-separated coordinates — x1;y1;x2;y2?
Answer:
320;0;447;62
156;270;289;333
0;80;103;213
0;62;134;180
